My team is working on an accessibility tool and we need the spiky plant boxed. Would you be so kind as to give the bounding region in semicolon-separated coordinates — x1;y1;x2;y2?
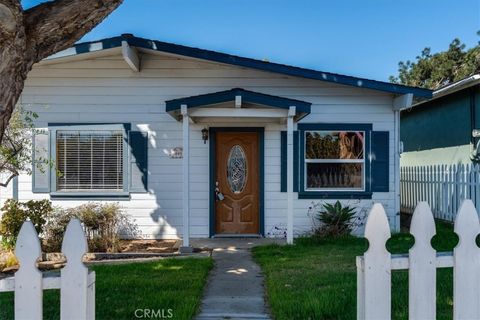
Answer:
316;201;356;237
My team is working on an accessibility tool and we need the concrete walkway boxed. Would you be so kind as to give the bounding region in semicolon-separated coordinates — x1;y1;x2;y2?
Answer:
194;239;283;320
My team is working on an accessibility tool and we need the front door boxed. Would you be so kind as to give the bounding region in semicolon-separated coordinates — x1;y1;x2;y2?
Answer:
215;131;259;235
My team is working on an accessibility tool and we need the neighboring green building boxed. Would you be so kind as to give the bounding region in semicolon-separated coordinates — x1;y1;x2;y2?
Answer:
401;75;480;166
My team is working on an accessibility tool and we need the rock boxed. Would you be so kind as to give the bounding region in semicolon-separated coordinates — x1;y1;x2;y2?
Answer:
2;265;19;273
44;252;66;263
38;261;65;271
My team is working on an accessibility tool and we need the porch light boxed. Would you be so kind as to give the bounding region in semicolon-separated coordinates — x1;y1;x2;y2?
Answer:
202;128;209;144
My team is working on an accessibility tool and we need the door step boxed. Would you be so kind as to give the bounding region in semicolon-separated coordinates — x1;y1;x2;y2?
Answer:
213;234;262;238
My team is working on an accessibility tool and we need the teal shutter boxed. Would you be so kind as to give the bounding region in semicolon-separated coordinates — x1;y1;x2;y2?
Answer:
280;131;287;192
129;131;148;192
371;131;390;192
280;131;299;192
32;130;50;193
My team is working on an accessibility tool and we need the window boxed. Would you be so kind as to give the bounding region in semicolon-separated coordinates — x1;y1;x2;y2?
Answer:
304;131;365;191
56;130;124;191
32;123;149;197
282;123;388;199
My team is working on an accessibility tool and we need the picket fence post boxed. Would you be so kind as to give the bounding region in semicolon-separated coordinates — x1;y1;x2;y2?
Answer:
61;218;92;320
7;218;95;320
453;199;480;319
15;221;43;320
362;203;391;319
357;200;480;320
409;202;436;320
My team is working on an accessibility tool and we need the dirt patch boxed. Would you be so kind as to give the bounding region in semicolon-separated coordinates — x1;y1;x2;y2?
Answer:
119;239;179;253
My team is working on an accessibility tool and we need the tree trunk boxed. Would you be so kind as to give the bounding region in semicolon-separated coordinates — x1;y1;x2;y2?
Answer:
0;0;123;142
0;1;27;143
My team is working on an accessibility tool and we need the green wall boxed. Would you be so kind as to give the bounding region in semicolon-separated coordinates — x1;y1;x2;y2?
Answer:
401;86;478;153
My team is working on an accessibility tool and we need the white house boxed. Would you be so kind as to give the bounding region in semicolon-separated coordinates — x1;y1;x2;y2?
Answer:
1;34;432;245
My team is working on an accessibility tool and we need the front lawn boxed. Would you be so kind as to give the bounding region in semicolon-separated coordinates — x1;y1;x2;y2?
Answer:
253;222;457;320
0;257;213;320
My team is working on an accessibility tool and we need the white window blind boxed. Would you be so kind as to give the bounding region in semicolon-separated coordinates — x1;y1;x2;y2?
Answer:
56;130;124;191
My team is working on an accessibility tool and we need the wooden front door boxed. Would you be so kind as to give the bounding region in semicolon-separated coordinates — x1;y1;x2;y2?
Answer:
215;131;259;234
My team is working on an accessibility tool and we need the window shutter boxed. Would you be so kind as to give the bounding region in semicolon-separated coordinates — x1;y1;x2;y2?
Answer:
280;131;299;192
281;131;287;192
371;131;390;192
129;131;148;192
32;130;50;193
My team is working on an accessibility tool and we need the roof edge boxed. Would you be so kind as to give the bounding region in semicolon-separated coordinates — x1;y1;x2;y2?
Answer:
46;34;433;98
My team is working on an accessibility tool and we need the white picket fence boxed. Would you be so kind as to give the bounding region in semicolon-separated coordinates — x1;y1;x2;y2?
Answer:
1;219;95;320
400;164;480;221
357;200;480;320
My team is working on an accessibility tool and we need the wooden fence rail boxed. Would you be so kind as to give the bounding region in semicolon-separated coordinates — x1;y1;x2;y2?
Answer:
2;218;95;320
400;164;480;221
357;200;479;320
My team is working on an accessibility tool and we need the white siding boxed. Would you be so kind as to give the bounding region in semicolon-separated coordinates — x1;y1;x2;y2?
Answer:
4;52;397;239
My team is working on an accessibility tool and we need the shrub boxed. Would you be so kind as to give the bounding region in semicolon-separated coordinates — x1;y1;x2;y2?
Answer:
314;201;357;237
0;199;53;250
42;207;74;253
43;202;138;253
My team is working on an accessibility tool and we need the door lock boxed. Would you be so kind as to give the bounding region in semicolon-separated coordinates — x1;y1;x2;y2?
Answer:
215;181;224;201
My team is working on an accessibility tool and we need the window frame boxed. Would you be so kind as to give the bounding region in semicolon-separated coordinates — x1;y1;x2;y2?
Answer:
48;124;130;198
298;123;372;199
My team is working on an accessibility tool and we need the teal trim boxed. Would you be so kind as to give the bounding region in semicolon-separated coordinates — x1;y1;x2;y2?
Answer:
66;35;432;98
50;191;129;197
209;130;216;237
297;123;373;199
48;123;131;197
166;88;311;120
128;131;149;193
293;131;299;192
280;131;287;192
209;127;265;237
12;177;18;200
298;192;373;200
32;130;50;193
371;131;390;192
280;131;299;192
48;123;130;131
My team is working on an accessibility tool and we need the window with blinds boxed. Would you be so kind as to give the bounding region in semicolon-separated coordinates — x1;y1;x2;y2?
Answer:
56;130;124;191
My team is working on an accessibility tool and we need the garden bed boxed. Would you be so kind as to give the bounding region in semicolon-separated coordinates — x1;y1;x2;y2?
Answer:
0;239;211;276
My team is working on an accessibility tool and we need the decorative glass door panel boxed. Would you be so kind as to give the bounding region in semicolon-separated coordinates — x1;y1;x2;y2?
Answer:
215;132;259;234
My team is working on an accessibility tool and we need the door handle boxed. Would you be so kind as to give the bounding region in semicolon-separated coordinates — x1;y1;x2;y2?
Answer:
215;181;224;201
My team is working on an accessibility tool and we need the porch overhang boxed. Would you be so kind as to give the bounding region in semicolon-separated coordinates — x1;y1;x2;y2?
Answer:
165;88;311;122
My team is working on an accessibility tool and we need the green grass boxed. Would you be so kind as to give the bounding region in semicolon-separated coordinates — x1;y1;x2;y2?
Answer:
0;257;213;320
253;222;457;320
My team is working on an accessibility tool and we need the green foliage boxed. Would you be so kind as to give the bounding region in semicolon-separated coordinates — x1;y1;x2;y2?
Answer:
252;221;456;320
390;37;480;89
43;202;139;253
0;199;53;250
0;199;138;253
0;258;213;320
315;201;357;237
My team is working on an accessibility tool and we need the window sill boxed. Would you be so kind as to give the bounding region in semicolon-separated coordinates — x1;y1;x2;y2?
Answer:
298;191;372;199
50;192;130;201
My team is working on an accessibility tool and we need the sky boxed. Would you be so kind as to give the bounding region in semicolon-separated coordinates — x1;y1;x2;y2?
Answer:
22;0;479;82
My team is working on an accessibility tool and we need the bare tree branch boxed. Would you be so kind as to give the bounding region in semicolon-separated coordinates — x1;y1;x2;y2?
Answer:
0;171;18;187
0;0;123;148
24;0;124;63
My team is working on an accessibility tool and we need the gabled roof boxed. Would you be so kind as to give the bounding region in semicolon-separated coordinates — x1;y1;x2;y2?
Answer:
165;88;312;120
46;34;432;98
